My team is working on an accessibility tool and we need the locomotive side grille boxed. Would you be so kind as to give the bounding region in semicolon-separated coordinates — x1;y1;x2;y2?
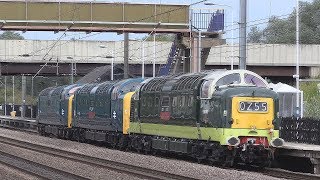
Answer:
130;100;135;121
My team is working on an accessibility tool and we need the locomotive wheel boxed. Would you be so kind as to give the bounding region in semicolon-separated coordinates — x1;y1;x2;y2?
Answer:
222;149;237;167
222;155;235;167
117;135;127;150
78;129;86;143
142;136;152;155
111;134;119;149
191;143;206;163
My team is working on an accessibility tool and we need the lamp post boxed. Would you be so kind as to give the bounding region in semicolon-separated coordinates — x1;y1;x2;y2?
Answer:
67;56;74;84
12;76;14;112
191;25;202;73
205;3;234;70
295;0;300;117
141;41;145;79
4;76;6;116
99;44;115;81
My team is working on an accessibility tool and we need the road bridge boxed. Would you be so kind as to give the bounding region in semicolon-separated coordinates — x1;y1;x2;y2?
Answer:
0;40;317;83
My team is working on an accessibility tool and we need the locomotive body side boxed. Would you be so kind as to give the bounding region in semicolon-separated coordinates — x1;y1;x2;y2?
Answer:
71;78;142;142
38;84;82;137
128;70;283;166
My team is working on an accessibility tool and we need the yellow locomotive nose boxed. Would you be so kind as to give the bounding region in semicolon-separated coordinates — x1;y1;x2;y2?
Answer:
231;97;274;129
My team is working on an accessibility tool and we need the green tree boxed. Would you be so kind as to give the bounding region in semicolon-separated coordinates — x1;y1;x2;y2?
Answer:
300;81;320;118
247;26;265;43
0;31;24;40
248;0;320;44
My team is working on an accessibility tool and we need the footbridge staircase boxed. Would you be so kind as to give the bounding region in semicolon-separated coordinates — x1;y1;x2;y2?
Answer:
158;10;225;76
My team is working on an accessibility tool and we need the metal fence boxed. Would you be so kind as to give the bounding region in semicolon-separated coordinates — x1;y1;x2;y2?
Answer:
280;117;320;145
0;104;37;118
191;9;224;32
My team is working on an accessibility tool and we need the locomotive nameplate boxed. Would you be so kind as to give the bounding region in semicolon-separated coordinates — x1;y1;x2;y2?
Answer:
239;101;268;113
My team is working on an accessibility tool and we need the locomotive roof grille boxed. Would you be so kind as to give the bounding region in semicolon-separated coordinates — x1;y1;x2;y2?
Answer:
149;79;162;91
51;85;68;96
162;79;178;92
192;75;206;88
142;78;168;92
39;87;55;96
172;74;206;91
155;79;168;91
78;84;98;94
154;79;167;91
96;82;115;94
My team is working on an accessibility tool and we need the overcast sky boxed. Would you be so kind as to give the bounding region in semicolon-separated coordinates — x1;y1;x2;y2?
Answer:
14;0;313;41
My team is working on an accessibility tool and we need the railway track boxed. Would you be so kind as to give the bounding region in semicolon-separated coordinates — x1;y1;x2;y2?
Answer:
0;150;88;180
0;116;319;179
0;135;198;180
263;168;320;180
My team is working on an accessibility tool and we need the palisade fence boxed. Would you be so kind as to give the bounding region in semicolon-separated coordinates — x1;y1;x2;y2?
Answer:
280;117;320;145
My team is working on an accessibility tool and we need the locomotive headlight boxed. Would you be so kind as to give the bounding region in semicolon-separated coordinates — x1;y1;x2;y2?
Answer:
269;128;274;134
270;138;284;147
226;136;240;146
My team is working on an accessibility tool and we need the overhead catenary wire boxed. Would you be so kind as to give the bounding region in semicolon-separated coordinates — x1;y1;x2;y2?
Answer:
7;13;285;66
5;0;208;65
2;2;290;61
32;4;79;79
0;1;298;75
61;12;293;63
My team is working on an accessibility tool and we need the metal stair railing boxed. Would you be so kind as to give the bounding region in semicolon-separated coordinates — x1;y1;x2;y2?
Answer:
158;36;180;76
201;10;225;69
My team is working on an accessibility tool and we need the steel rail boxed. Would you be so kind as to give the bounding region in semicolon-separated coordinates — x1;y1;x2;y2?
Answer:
263;168;320;180
2;116;319;179
0;148;89;180
0;135;198;180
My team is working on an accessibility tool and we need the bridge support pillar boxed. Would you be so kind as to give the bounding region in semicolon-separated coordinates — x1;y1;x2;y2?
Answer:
124;33;129;79
191;37;200;73
310;158;320;174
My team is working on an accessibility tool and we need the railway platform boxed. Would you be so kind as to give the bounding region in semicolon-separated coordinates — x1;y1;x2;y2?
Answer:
0;115;37;132
278;142;320;174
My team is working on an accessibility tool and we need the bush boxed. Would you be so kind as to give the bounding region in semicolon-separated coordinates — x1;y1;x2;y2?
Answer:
300;82;320;118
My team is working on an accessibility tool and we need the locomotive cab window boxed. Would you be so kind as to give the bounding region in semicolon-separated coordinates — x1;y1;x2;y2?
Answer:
216;73;240;87
200;80;213;99
244;73;267;87
111;87;119;100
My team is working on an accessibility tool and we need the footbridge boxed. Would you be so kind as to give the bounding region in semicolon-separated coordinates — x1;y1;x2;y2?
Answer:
0;0;225;77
